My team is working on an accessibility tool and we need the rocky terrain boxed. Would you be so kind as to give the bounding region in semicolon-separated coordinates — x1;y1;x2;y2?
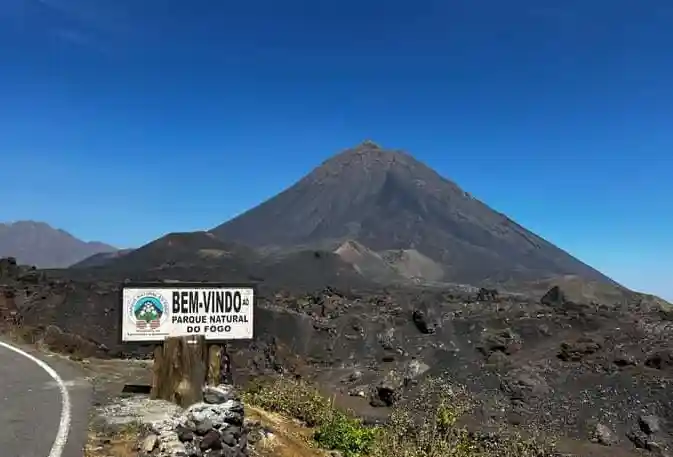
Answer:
2;254;672;456
85;376;262;457
140;384;250;457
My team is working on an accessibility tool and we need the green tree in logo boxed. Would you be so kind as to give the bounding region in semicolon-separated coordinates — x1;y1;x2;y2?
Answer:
135;300;161;322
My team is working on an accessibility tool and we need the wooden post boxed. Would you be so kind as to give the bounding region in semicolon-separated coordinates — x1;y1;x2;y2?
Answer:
150;335;207;407
206;344;222;386
205;343;233;386
220;343;233;385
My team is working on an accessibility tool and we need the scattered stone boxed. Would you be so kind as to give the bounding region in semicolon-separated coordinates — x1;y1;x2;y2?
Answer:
592;423;618;446
221;430;237;447
613;352;637;367
500;368;549;403
540;285;586;308
183;442;201;456
477;288;499;301
245;419;274;446
558;337;602;361
485;351;511;370
647;440;666;456
204;385;238;405
412;308;436;334
371;370;404;407
537;324;551;336
345;370;363;382
377;327;396;350
478;328;522;356
195;418;213;436
186;399;245;429
403;359;430;385
645;350;673;370
349;388;367;397
627;430;649;449
199;429;222;450
176;425;194;442
639;415;661;435
141;434;159;453
541;286;566;306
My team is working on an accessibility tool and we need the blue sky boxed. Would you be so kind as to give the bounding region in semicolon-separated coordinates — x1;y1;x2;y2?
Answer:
0;0;671;300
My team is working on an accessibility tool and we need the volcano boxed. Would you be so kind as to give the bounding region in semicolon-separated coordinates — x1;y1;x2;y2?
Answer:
211;141;614;285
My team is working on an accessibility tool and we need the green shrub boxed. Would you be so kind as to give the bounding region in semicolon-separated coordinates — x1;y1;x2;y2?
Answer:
371;377;556;457
243;377;378;456
315;411;378;457
370;377;475;457
242;376;333;427
243;375;556;457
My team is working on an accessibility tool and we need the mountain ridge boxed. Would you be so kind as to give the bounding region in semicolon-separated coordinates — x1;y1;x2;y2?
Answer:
211;141;616;286
0;220;117;268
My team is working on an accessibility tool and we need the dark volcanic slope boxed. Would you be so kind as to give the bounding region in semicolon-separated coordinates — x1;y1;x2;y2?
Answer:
70;249;134;268
0;221;116;268
66;231;371;292
212;141;614;285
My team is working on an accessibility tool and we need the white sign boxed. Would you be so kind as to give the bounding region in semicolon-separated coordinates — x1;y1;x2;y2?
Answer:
121;285;254;342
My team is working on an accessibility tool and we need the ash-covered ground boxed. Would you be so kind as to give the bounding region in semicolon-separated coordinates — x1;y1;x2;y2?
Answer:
2;256;672;456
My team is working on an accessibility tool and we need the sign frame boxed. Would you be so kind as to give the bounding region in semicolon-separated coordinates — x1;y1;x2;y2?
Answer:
118;282;256;345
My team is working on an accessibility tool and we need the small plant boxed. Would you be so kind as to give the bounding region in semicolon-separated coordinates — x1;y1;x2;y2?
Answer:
370;376;556;457
243;376;377;456
243;375;556;457
314;411;379;457
242;376;333;427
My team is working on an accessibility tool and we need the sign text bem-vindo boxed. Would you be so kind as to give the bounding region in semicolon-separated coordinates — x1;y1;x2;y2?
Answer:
121;284;254;342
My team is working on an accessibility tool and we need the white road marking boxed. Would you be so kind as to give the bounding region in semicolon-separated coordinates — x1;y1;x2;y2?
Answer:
0;341;71;457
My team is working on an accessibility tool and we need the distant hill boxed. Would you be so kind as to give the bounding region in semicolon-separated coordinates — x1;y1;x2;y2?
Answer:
211;141;617;286
333;240;445;283
91;231;258;273
0;221;117;268
70;249;134;268
71;231;370;291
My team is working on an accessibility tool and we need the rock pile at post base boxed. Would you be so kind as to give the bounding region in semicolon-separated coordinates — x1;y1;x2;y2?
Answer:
141;384;248;457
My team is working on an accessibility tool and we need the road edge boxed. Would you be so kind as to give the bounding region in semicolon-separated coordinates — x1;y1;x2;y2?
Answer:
0;340;72;457
0;336;93;457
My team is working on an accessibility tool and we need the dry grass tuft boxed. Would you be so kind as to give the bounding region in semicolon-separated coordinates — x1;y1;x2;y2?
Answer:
246;405;326;457
84;422;141;457
243;376;335;427
243;377;377;457
244;375;558;457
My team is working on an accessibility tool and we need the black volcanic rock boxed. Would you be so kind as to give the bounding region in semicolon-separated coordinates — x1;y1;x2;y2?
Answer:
0;221;116;268
211;142;614;285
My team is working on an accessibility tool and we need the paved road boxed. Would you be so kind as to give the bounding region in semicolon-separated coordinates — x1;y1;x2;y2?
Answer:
0;338;92;457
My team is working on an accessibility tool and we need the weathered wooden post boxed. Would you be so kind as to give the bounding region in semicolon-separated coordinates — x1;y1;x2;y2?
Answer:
206;343;223;386
149;335;207;407
221;345;233;384
120;283;255;407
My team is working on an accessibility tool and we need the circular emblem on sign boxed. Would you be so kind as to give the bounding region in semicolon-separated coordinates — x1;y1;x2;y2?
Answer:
128;291;169;332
